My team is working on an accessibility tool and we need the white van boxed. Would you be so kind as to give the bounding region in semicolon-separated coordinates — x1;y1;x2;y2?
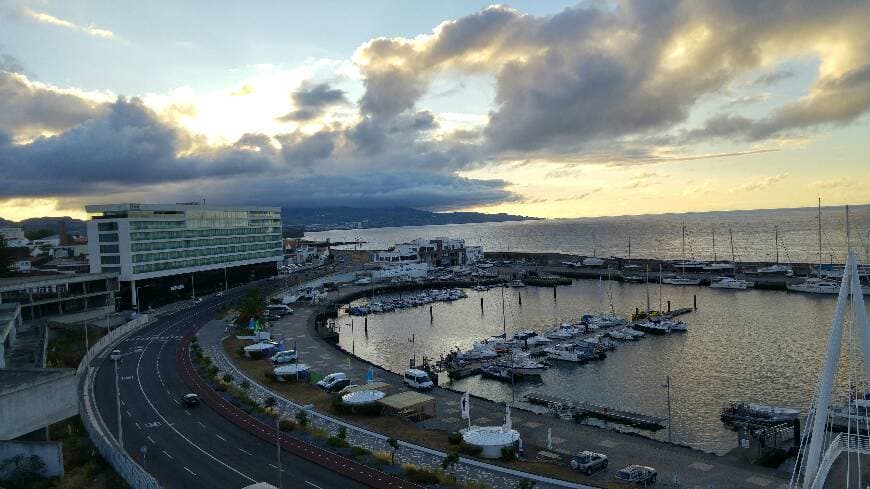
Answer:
403;369;434;390
317;372;350;392
267;304;293;316
271;350;297;364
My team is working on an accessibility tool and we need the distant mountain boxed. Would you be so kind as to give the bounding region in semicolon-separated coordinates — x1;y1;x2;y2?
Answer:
281;207;539;230
0;216;87;235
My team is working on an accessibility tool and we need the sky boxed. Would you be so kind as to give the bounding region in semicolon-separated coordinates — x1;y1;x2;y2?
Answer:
1;0;869;221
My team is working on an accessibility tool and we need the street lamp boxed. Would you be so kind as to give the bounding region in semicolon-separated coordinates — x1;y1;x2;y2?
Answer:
275;407;284;489
662;375;673;443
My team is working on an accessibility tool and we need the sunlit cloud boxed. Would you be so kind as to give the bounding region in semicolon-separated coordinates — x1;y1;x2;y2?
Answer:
18;7;118;40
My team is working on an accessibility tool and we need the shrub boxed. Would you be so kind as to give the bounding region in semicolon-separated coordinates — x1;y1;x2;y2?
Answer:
310;427;328;440
441;451;460;471
264;396;277;409
207;365;219;377
337;426;347;441
350;446;370;458
190;336;198;343
222;373;233;383
402;464;440;485
237;347;245;356
326;436;349;448
459;443;482;456
518;479;536;489
240;380;251;390
214;383;227;392
295;410;309;427
387;437;400;464
500;445;517;462
203;356;212;366
464;480;492;489
264;371;278;382
447;431;463;445
372;451;392;465
278;418;296;431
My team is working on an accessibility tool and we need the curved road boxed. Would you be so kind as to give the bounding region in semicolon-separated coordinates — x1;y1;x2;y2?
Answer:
92;282;369;489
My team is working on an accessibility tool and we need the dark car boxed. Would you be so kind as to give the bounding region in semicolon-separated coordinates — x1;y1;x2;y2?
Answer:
181;393;201;407
570;451;608;475
615;465;656;486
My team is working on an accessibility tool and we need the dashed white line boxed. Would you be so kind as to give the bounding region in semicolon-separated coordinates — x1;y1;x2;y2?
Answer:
197;421;205;428
305;481;322;489
184;466;196;475
134;422;141;430
147;436;155;444
162;450;173;459
215;434;227;441
238;447;252;456
268;463;278;469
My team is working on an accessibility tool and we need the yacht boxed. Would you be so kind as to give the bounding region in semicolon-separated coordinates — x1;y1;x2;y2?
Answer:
635;320;671;335
508;280;525;288
721;402;800;426
457;341;498;361
622;327;645;339
544;343;587;363
703;262;735;272
666;320;688;332
710;277;754;290
493;352;547;376
661;275;702;286
786;277;841;295
673;260;707;270
756;264;793;276
547;323;583;339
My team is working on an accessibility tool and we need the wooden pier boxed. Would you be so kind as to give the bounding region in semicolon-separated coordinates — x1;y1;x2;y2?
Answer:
524;392;666;429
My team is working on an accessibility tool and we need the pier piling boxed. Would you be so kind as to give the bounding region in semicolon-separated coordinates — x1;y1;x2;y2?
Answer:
553;285;557;300
480;297;484;313
429;305;433;322
518;292;522;305
364;317;368;335
693;294;697;310
667;300;671;313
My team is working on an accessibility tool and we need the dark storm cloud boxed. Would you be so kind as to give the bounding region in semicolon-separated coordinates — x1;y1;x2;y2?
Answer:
278;81;348;122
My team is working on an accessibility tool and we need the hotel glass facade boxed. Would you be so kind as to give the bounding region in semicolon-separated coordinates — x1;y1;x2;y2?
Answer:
86;204;283;283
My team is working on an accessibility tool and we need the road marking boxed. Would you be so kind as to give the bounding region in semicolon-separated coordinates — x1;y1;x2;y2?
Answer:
184;466;196;475
134;422;141;430
185;410;191;416
162;450;173;459
197;421;205;428
147;436;155;444
238;447;252;456
135;321;257;484
268;463;278;469
215;434;226;441
305;482;322;489
126;410;131;417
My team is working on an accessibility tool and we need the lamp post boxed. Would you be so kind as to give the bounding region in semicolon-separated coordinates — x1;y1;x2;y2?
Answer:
275;408;284;489
662;375;673;443
115;355;123;445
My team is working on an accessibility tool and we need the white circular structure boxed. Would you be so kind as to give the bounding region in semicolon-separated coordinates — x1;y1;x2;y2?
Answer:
242;484;279;489
342;390;385;405
462;426;521;459
244;342;275;358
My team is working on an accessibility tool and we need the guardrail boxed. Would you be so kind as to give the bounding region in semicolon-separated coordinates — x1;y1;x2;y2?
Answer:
76;314;160;489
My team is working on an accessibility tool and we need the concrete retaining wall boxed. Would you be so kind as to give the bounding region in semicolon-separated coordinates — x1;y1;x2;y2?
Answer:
0;370;77;440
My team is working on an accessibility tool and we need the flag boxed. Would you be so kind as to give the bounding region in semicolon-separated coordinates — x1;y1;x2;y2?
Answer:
248;318;255;330
546;428;553;450
460;391;470;420
277;339;285;352
502;405;512;433
366;367;374;384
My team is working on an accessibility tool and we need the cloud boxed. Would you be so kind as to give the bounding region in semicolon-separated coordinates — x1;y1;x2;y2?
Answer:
748;69;795;87
809;178;860;190
0;70;109;140
18;7;118;39
278;81;348;122
731;173;789;193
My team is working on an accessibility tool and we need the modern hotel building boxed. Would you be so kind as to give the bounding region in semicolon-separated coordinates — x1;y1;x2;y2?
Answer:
86;203;283;306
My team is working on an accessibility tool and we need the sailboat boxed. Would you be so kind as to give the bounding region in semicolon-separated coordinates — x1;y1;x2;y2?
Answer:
788;200;869;295
710;228;754;289
662;222;702;285
756;226;793;276
704;226;736;272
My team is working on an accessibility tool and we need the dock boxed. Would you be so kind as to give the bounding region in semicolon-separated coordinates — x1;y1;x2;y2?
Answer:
524;392;667;429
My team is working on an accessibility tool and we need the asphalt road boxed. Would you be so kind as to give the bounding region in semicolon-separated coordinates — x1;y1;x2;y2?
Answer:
92;282;368;489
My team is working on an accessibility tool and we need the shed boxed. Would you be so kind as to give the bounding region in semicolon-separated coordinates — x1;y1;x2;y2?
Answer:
380;391;436;420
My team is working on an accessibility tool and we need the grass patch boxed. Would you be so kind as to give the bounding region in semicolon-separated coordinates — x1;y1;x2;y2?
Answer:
46;326;107;368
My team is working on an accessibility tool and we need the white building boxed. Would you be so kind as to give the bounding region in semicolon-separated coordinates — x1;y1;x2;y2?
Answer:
466;246;483;265
85;203;282;306
371;262;429;282
0;228;24;241
372;237;476;268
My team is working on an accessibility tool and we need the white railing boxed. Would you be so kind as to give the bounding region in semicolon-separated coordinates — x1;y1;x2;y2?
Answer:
77;314;160;489
810;433;870;489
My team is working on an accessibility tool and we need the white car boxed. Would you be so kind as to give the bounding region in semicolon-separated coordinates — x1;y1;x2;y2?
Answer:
403;369;434;390
615;465;657;486
271;350;298;364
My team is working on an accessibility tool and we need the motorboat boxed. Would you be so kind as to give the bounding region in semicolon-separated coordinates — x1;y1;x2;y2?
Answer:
607;330;630;341
525;335;552;346
672;260;707;270
547;323;583;339
634;320;671;335
661;275;702;286
458;341;498;361
703;262;735;272
623;327;645;339
755;264;794;276
710;277;754;290
508;280;525;288
720;402;800;426
544;344;587;363
787;277;841;295
492;352;547;376
666;320;687;332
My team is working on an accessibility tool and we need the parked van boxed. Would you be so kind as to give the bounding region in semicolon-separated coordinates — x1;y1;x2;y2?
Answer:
317;372;349;393
271;350;298;365
267;304;293;316
403;369;434;390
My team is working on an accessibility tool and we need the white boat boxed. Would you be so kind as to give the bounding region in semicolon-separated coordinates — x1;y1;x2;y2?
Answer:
458;341;498;361
525;335;553;346
787;277;841;295
608;330;630;340
710;277;754;290
547;323;583;339
622;327;645;339
493;352;547;376
756;263;793;276
673;260;707;270
508;280;525;288
635;320;671;335
544;343;585;363
661;276;702;285
703;262;735;271
666;320;688;332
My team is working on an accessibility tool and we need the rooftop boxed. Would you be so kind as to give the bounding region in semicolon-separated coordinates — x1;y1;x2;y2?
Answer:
85;203;280;213
0;272;118;292
0;368;75;396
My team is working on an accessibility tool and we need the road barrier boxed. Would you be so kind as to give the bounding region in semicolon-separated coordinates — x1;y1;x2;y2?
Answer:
77;314;161;489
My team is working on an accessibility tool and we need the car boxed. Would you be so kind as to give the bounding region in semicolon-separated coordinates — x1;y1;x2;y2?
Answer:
110;349;122;361
317;372;350;393
216;291;224;297
181;393;201;406
570;451;608;475
193;297;203;304
615;465;656;486
271;350;298;365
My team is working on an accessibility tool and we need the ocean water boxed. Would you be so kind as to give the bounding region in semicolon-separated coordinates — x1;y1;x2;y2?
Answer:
307;205;870;264
335;280;870;454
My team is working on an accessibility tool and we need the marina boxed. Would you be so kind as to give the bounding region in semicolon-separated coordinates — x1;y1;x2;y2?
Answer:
524;392;667;429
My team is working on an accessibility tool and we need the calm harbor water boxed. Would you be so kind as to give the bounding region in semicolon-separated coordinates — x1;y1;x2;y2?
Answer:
308;205;870;264
336;279;870;454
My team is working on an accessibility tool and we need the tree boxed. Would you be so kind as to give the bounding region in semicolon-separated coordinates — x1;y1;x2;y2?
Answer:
387;437;400;464
24;228;55;241
518;479;536;489
441;451;460;472
264;396;277;409
0;236;12;277
237;289;266;326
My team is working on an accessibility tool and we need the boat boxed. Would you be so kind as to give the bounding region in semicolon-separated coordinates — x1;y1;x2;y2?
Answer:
544;344;588;363
457;341;498;361
720;402;800;426
607;330;630;340
473;285;489;292
666;320;687;332
622;273;644;283
623;327;645;338
547;323;583;339
661;275;702;285
492;351;547;376
703;262;735;272
634;320;670;335
756;264;794;276
786;277;841;294
508;280;525;288
710;277;754;290
525;335;552;346
672;260;707;270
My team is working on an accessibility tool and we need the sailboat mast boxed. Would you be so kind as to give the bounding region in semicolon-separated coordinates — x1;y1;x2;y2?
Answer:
645;265;650;315
729;228;736;277
592;229;596;257
774;226;779;264
501;287;506;337
628;234;632;259
681;222;686;276
658;263;663;312
712;226;716;262
818;197;822;277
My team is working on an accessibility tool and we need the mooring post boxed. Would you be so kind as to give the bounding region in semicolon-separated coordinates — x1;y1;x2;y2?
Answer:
429;305;433;321
693;294;697;310
553;285;557;300
518;292;522;305
667;300;671;313
480;297;484;313
364;316;368;335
